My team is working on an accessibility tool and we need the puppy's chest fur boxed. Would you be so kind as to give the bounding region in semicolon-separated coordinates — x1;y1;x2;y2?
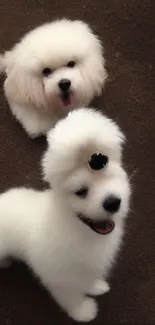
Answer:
32;215;124;285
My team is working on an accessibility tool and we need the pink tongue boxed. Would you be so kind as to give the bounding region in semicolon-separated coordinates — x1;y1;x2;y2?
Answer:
61;95;71;106
93;221;114;234
96;227;111;234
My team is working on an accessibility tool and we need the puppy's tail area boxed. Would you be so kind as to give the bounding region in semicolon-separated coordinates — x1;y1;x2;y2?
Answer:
0;54;7;74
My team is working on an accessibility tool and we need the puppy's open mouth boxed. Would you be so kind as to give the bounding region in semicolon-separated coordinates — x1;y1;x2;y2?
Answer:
60;91;72;106
78;214;115;235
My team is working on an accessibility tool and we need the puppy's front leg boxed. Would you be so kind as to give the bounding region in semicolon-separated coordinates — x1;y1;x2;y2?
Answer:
88;279;110;296
51;286;98;322
19;110;56;138
10;103;57;138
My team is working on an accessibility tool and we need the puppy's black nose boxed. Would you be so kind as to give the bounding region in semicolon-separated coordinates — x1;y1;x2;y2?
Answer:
103;195;121;213
58;79;71;91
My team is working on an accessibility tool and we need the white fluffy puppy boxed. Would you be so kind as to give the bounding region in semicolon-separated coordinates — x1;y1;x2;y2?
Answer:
0;108;130;322
0;19;106;138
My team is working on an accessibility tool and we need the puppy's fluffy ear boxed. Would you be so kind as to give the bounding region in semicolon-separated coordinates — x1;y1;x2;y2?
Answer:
4;65;46;110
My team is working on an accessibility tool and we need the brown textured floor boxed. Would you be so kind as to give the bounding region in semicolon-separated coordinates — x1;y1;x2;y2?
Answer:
0;0;155;324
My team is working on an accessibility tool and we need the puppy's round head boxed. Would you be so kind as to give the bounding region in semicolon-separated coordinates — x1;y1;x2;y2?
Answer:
5;20;106;113
43;108;131;235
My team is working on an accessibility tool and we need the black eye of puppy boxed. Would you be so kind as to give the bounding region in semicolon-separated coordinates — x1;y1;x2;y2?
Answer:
42;68;52;77
89;153;109;171
67;61;75;68
75;187;88;198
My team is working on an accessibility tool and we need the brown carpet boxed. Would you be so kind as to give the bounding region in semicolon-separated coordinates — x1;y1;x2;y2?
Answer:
0;0;155;324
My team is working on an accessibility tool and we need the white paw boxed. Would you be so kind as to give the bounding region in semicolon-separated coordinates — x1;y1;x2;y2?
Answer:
89;280;110;296
28;132;42;139
70;297;98;322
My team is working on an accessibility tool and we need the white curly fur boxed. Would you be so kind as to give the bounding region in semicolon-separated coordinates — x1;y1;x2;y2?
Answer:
0;108;131;321
0;19;107;138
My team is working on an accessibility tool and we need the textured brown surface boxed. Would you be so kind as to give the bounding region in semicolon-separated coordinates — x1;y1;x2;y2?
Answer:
0;0;155;324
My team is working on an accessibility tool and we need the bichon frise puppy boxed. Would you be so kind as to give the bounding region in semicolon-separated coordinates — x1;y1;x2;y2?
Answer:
0;108;130;322
0;19;106;138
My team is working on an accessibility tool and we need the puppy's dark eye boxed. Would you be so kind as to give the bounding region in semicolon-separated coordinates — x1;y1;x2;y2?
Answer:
42;68;52;77
75;187;88;198
89;153;109;171
67;61;75;68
